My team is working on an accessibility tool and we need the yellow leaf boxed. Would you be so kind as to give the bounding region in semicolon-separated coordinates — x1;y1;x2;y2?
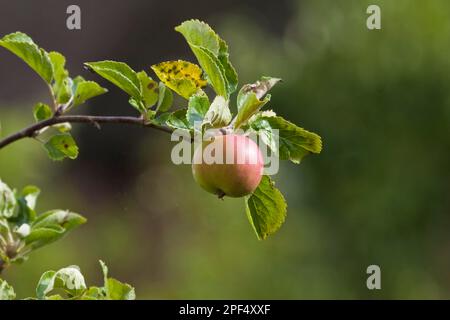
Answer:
151;60;207;99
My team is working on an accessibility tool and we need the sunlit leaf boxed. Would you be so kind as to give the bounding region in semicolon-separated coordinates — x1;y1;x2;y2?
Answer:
72;79;107;107
175;19;238;97
233;77;281;128
0;32;53;83
234;92;270;129
137;70;158;107
43;133;78;161
187;92;210;127
100;260;135;300
84;60;141;100
155;82;173;113
106;278;136;300
175;19;220;55
33;103;52;122
49;51;71;104
203;95;232;128
190;46;228;97
218;38;238;94
151;60;207;99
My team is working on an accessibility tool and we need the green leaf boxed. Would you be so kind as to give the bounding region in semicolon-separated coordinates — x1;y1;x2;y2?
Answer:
0;279;16;300
100;260;135;300
166;109;191;131
249;114;322;163
36;266;86;299
245;176;287;240
52;122;72;133
234;92;270;129
187;92;210;127
25;209;86;250
72;75;84;87
175;20;237;97
15;223;31;238
43;133;79;160
190;46;228;98
155;82;173;113
48;52;66;79
203;95;232;128
32;209;86;231
8;185;40;225
106;278;136;300
9;197;35;225
46;294;64;300
72;80;107;107
151;60;207;99
25;224;65;250
152;112;171;126
239;77;281;101
31;261;134;300
218;38;238;94
175;19;220;55
81;287;105;300
234;77;281;128
128;97;145;114
137;71;158;108
49;51;71;104
0;179;17;218
84;61;141;100
33;103;52;122
0;32;53;83
54;266;86;295
21;185;40;211
35;271;56;299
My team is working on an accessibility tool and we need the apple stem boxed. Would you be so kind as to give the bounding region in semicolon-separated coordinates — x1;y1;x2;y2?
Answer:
217;190;226;199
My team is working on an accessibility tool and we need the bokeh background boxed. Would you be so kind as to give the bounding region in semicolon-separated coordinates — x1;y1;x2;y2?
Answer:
1;0;449;299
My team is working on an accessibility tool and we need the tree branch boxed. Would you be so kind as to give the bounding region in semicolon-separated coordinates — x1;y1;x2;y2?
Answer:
0;115;175;150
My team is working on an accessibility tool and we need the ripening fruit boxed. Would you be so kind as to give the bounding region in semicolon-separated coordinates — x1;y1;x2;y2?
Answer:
192;134;264;198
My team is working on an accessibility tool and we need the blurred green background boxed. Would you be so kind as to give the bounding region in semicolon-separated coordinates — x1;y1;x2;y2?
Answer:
1;0;449;299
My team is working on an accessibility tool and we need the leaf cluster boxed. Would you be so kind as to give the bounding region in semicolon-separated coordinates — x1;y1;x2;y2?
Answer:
0;180;86;271
0;260;135;300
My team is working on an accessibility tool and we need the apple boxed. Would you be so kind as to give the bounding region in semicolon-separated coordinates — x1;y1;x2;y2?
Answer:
192;134;264;198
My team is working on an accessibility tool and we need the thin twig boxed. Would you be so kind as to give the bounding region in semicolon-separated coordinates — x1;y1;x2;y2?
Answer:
0;115;175;150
